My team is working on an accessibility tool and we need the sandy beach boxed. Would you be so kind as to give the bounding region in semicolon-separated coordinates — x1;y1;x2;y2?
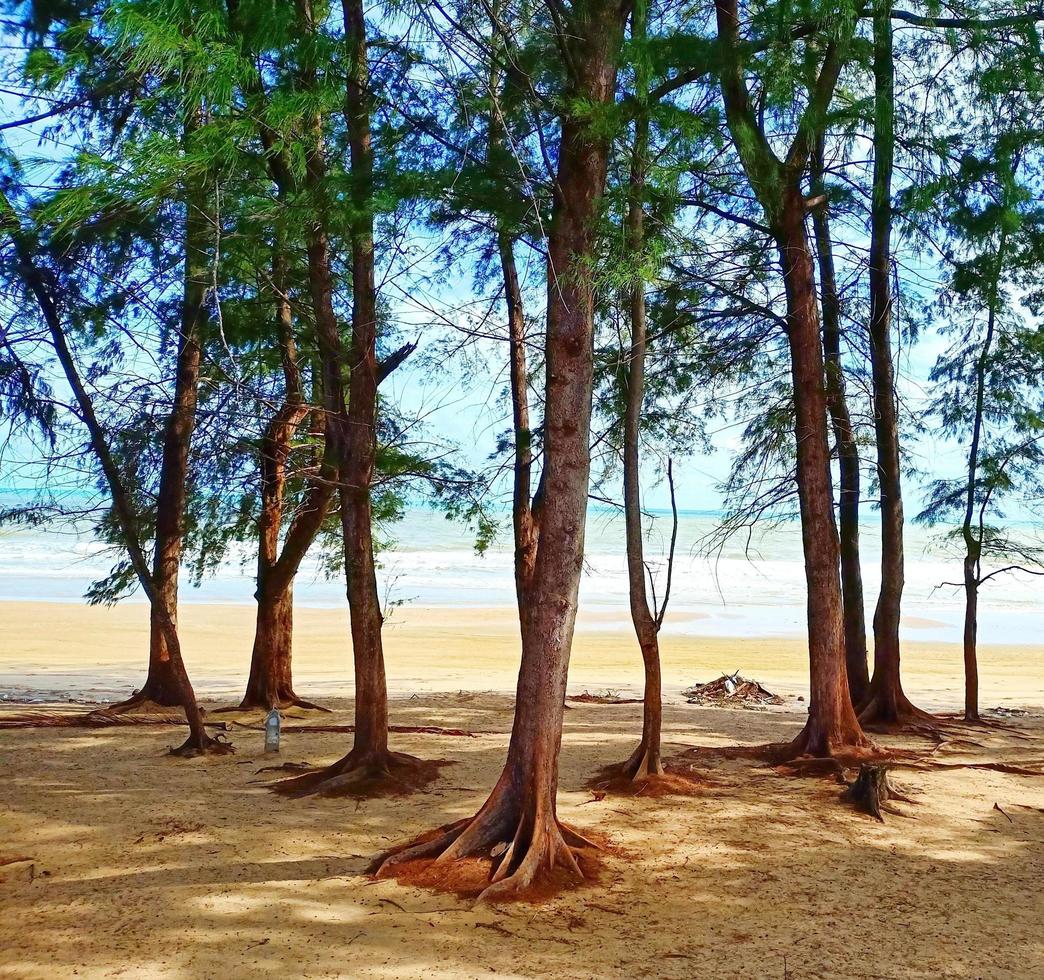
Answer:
2;601;1044;978
2;600;1043;712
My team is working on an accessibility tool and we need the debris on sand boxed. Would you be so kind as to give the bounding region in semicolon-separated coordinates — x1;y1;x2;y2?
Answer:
682;671;783;709
568;690;643;705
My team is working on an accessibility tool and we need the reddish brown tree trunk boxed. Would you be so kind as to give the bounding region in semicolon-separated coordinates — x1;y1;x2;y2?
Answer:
273;0;424;794
132;222;205;709
859;0;929;726
3;168;225;756
775;195;871;757
377;0;630;898
487;32;537;603
337;0;390;765
811;136;869;708
232;249;331;711
108;111;226;754
714;0;871;758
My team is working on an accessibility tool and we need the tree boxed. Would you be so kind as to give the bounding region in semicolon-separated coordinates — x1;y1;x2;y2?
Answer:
919;138;1044;722
809;130;870;706
712;0;872;757
273;0;424;794
605;0;676;781
0;0;244;754
0;180;230;756
376;0;633;899
858;0;931;727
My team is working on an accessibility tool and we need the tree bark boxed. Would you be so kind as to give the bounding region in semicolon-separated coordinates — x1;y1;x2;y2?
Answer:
273;0;423;794
958;226;1006;724
234;249;332;711
775;193;870;756
105;108;228;755
377;0;630;899
617;0;663;780
860;0;928;726
960;555;977;722
485;1;537;600
811;135;869;707
713;0;871;757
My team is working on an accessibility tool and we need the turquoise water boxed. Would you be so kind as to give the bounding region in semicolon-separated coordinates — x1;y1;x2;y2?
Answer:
1;496;1042;646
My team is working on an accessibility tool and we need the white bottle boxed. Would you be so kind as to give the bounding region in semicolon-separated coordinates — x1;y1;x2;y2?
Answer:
264;708;281;753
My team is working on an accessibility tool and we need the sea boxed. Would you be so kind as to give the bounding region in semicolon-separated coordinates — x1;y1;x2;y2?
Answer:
1;495;1041;647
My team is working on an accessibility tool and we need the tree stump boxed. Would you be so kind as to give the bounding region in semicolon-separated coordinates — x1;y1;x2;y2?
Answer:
841;764;913;821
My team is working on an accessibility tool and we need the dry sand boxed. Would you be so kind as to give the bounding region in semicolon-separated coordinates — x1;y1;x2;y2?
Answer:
1;600;1044;978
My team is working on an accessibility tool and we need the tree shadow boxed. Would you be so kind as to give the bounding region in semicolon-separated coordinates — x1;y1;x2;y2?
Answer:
1;696;1042;978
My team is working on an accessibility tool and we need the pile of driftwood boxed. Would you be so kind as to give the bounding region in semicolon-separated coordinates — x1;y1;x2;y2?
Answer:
682;671;783;708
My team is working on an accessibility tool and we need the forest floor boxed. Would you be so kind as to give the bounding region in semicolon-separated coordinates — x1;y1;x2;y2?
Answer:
2;691;1043;979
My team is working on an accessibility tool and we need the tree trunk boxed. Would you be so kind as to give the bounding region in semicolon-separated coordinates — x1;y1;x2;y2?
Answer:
617;0;663;780
861;0;928;726
242;584;296;708
377;0;629;899
962;555;980;722
273;0;426;794
109;109;224;754
775;192;871;757
232;248;330;711
811;135;869;707
713;0;871;758
958;228;1004;725
2;179;227;756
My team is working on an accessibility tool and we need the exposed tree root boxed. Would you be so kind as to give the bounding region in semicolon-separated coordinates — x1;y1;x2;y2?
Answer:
270;749;447;798
588;749;709;798
620;740;664;780
289;724;476;738
894;759;1044;777
840;764;916;821
776;719;879;763
235;722;478;737
106;689;181;713
373;800;605;903
0;709;231;731
567;690;643;705
169;732;235;758
857;688;937;729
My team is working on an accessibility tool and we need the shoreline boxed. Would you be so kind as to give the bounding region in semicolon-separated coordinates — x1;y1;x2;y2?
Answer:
1;599;1042;712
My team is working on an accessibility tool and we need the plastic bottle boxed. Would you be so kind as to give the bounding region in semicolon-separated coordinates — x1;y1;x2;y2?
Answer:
264;707;281;753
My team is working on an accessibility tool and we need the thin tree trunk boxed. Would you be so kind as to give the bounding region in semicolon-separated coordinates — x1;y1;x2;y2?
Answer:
499;230;538;600
861;0;928;726
962;556;980;721
958;229;1005;724
618;0;663;780
811;135;869;707
338;0;392;763
377;0;630;899
274;0;424;795
107;109;218;753
2;144;227;756
485;4;537;599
